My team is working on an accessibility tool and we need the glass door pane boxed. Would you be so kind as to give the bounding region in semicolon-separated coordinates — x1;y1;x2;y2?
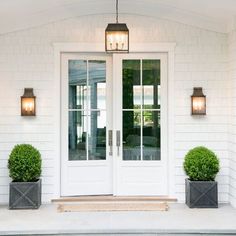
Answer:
122;60;141;109
142;60;161;161
68;60;107;161
123;111;141;160
143;110;160;160
88;110;106;160
143;60;160;109
122;59;161;161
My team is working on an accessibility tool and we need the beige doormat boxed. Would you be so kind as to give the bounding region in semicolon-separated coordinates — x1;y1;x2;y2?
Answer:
57;201;168;212
52;196;177;203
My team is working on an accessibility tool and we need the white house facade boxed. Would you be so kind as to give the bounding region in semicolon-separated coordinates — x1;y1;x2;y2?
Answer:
0;0;236;207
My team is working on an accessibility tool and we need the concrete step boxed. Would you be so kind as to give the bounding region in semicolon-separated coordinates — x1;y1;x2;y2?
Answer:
2;204;235;236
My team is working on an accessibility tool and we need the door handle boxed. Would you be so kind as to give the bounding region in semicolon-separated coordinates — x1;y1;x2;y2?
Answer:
108;130;113;155
116;130;120;156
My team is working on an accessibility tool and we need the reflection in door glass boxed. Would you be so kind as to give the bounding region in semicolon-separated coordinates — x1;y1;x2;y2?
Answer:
143;111;160;160
122;60;141;109
122;59;161;161
88;61;106;110
68;60;87;110
88;111;106;160
68;60;106;161
69;110;87;160
123;111;141;160
143;60;160;109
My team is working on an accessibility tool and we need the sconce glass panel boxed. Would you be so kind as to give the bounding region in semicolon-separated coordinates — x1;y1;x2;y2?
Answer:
21;88;36;116
191;87;206;115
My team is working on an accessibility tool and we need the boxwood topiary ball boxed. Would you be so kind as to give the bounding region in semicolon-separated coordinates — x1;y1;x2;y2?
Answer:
8;144;42;182
184;146;219;181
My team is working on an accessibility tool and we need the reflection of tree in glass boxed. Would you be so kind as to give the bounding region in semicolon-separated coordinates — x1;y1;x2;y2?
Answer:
122;60;140;140
122;60;161;151
133;112;140;126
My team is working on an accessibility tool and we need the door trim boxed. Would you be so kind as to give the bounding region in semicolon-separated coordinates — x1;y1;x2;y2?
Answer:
53;43;176;199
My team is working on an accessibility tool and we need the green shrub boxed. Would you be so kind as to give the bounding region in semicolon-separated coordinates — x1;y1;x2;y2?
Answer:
8;144;42;182
183;146;219;181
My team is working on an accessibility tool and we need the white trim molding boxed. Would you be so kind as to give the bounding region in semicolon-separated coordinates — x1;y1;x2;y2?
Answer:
53;42;176;199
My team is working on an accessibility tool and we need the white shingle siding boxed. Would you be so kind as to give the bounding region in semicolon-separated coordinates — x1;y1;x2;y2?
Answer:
0;14;231;203
229;29;236;207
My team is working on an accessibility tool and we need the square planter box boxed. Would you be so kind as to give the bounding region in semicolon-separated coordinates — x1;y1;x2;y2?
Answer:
185;178;218;208
9;179;41;209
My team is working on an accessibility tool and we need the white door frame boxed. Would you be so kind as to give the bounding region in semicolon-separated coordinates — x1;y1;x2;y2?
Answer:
53;42;176;199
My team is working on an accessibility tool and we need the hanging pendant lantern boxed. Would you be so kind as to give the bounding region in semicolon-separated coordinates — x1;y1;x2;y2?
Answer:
105;0;129;53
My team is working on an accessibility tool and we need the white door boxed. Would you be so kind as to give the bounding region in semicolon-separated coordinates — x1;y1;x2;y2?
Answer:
113;53;168;196
61;53;168;196
61;54;113;196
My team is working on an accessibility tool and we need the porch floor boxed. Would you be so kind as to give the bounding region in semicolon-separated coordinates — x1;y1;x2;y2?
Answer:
0;203;236;235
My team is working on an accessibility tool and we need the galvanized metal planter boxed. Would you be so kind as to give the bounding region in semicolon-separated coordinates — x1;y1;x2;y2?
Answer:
9;179;41;209
185;178;218;208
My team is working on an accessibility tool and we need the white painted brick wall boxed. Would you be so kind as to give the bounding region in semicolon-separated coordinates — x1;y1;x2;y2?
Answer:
0;14;230;203
228;29;236;207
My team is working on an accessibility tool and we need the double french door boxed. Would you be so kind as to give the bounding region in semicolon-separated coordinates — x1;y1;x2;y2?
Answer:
61;53;168;196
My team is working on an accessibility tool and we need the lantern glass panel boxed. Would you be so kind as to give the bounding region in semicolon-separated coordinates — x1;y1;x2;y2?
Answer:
106;31;128;52
21;97;35;116
192;97;206;115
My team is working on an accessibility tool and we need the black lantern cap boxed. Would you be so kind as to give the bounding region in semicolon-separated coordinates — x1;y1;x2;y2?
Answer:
191;87;205;98
22;88;35;98
105;23;129;32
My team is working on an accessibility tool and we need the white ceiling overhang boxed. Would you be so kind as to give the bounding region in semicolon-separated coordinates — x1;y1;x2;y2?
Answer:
0;0;236;35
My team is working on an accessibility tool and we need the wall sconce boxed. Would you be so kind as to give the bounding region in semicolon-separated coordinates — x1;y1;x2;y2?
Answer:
105;0;129;53
21;88;36;116
191;87;206;115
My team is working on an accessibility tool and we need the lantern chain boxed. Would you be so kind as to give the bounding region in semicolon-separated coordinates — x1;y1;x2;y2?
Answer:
116;0;119;23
